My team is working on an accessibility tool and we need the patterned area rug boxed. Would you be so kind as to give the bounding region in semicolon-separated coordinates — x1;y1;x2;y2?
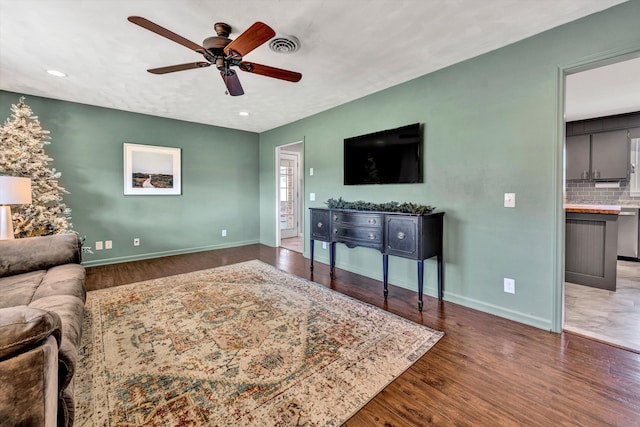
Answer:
75;260;443;426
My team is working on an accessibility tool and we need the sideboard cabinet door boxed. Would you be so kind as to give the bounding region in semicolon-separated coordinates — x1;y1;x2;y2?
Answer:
310;209;331;241
385;216;419;259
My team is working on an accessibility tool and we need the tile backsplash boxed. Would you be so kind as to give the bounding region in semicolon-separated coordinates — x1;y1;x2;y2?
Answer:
566;180;640;204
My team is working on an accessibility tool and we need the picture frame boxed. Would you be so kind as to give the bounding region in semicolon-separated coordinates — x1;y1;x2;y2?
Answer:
123;143;181;195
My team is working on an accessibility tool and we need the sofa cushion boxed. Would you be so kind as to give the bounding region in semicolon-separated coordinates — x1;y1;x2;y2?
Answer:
33;264;86;303
29;295;84;390
0;234;81;278
0;306;61;360
0;271;45;308
0;334;59;427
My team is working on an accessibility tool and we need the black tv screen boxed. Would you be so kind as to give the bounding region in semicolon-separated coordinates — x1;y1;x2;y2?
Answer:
344;123;422;185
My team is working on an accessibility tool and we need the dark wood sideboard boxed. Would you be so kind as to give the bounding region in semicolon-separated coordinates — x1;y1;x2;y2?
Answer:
309;208;445;311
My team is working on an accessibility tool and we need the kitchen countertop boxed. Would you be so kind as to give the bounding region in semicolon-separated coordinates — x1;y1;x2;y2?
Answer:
564;203;621;214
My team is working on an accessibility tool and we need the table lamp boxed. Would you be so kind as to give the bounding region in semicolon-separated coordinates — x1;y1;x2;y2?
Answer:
0;176;32;240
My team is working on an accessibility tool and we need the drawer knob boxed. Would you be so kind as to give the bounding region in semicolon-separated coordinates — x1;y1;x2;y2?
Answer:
368;233;376;240
333;215;339;221
368;218;376;224
397;231;406;240
317;221;323;228
333;228;338;234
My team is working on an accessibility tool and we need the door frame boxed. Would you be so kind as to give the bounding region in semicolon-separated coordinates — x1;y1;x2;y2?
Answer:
554;48;640;333
279;151;301;239
275;141;304;248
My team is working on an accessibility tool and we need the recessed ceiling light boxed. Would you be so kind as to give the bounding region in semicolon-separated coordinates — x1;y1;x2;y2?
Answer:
239;111;249;116
46;69;67;77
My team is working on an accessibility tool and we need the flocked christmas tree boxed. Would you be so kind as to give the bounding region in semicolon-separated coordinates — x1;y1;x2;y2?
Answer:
0;97;72;237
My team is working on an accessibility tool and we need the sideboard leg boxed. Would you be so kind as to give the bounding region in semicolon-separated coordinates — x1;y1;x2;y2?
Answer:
437;254;443;301
310;239;315;272
330;242;336;279
417;260;424;311
382;254;389;298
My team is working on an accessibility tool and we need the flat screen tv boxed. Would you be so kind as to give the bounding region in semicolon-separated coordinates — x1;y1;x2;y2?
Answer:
344;123;422;185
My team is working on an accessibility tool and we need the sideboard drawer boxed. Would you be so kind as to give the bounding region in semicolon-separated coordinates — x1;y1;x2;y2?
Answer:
333;226;383;250
310;209;331;241
332;211;383;227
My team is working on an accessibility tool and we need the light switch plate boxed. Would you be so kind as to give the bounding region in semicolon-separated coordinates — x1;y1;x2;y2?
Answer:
504;193;516;208
95;241;103;251
309;167;314;176
310;192;316;201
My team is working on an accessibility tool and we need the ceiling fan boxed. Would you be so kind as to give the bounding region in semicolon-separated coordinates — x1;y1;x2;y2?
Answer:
127;16;302;96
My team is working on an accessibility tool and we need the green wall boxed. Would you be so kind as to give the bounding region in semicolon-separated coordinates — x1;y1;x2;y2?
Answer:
1;1;638;331
0;91;260;266
259;0;640;331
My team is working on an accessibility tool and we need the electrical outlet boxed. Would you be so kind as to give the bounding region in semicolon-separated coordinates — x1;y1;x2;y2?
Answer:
105;240;112;249
133;238;140;246
222;229;227;237
95;241;103;251
310;192;316;201
322;242;327;249
504;278;515;294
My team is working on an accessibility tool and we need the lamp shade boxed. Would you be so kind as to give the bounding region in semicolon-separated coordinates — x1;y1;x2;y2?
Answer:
0;176;32;205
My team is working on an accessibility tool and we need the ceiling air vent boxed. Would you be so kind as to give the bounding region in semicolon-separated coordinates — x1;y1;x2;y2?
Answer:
269;36;300;54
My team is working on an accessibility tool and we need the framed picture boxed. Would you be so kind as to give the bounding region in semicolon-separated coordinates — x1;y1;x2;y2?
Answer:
123;143;181;195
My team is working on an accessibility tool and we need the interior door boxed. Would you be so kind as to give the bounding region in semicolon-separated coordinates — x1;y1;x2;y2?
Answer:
279;152;299;239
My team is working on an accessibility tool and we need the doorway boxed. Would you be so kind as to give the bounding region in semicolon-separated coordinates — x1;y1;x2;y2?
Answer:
562;54;640;352
276;142;304;252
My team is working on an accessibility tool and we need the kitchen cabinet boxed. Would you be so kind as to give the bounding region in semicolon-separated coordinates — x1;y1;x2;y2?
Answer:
566;130;629;181
566;135;590;180
591;130;629;180
617;208;639;260
565;207;619;291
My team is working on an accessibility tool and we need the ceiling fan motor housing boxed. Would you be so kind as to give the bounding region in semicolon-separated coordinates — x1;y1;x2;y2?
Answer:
202;36;231;52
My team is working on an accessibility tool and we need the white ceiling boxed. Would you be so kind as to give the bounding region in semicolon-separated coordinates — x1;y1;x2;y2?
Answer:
566;56;640;121
0;0;630;133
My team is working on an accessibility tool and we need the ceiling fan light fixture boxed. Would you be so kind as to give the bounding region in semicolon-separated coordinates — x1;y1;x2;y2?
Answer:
46;69;67;77
268;36;300;54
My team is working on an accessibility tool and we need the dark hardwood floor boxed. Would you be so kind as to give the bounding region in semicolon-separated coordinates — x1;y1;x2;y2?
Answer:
86;244;640;426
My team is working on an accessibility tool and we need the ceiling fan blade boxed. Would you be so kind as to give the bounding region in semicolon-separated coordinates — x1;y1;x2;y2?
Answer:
239;62;302;82
148;62;211;74
128;16;205;52
224;22;275;57
220;69;244;96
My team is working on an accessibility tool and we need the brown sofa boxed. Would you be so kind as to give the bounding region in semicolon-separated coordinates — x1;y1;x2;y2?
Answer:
0;234;85;427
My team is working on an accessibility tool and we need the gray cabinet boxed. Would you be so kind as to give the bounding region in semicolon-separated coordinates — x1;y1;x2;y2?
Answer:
565;212;618;290
566;130;629;181
591;130;629;180
566;135;590;180
617;208;638;259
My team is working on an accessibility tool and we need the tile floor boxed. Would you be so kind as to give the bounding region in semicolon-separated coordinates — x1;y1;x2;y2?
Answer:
564;260;640;352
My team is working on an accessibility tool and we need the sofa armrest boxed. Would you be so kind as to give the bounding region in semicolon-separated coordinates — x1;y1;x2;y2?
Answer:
0;306;61;359
0;234;82;278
